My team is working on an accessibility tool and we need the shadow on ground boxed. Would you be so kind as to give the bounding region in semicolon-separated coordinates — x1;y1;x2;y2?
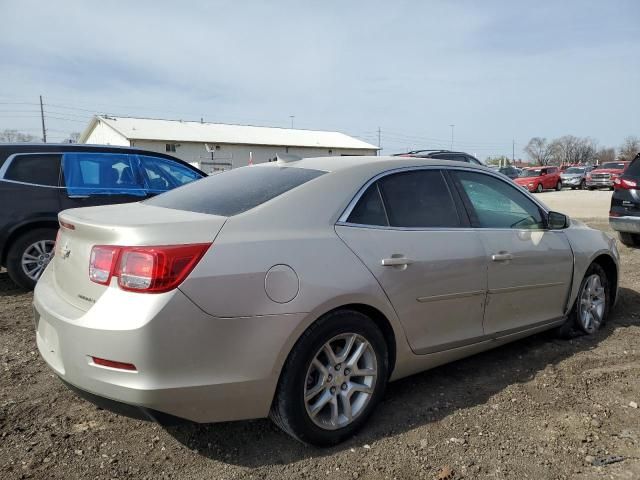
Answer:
0;271;28;298
166;286;640;467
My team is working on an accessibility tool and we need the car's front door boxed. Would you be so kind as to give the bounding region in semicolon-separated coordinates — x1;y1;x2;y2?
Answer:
59;152;148;210
451;170;573;335
336;168;488;354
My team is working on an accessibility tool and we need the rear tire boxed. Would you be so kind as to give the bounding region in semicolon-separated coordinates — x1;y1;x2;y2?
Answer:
580;180;586;190
6;228;57;290
270;309;389;446
619;232;640;247
556;181;562;191
557;263;610;338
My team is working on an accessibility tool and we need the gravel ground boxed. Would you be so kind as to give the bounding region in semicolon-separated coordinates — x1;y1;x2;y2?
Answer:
1;216;639;479
533;188;613;220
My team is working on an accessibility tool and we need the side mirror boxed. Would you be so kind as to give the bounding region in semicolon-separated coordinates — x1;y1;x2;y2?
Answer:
548;211;569;229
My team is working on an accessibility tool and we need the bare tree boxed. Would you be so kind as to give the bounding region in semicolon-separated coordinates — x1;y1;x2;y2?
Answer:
524;137;554;165
68;132;81;143
0;129;37;142
596;147;616;165
619;136;640;161
549;135;597;165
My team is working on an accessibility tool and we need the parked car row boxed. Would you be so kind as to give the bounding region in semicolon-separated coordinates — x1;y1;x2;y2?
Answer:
0;143;205;289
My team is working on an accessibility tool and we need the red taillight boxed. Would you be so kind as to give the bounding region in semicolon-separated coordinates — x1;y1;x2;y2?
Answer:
614;178;637;190
91;357;137;371
89;246;120;285
89;243;211;293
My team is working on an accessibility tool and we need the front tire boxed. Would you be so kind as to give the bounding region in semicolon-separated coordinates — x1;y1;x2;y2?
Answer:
580;180;586;190
6;228;57;290
270;309;389;446
536;183;543;193
557;263;610;337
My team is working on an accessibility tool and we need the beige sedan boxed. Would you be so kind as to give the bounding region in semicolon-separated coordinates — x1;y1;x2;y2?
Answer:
33;156;619;446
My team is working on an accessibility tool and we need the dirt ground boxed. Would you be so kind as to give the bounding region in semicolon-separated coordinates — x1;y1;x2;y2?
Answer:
1;194;639;479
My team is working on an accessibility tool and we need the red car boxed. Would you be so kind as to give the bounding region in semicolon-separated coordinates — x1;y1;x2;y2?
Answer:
586;161;630;190
514;166;562;193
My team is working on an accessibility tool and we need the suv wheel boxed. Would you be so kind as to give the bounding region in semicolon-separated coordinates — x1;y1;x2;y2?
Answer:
270;309;388;446
556;181;562;191
536;183;543;193
6;228;57;290
619;232;640;247
580;180;586;190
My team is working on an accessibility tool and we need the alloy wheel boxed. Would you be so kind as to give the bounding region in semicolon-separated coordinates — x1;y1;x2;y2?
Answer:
578;274;606;334
304;333;377;430
21;240;55;281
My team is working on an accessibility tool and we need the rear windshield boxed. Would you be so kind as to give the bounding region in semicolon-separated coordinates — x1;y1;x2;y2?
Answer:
145;165;325;216
626;158;640;177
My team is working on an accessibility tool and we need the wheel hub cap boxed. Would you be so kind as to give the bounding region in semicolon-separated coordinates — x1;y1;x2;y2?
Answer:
579;274;605;333
21;240;55;281
304;333;377;430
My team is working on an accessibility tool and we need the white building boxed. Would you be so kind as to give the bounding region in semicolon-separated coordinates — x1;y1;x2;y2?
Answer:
79;116;379;173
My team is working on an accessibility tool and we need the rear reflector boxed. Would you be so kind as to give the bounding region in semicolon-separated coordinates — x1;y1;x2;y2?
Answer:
59;220;75;230
91;357;137;371
89;243;211;293
614;178;637;190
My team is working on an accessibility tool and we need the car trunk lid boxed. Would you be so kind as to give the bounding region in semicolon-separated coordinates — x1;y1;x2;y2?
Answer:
53;202;226;311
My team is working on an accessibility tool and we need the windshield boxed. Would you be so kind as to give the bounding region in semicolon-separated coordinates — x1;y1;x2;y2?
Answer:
601;162;626;170
564;167;585;174
522;169;542;177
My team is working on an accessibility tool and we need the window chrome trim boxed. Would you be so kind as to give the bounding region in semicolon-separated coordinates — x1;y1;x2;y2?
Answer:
0;152;65;189
337;165;551;230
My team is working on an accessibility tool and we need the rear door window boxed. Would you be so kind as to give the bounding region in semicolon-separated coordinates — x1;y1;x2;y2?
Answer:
145;165;325;216
3;154;61;186
138;155;202;193
62;152;146;197
379;170;460;228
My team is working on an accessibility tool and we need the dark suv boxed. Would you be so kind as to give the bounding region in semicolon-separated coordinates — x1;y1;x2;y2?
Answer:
0;143;205;289
610;153;640;247
393;149;483;165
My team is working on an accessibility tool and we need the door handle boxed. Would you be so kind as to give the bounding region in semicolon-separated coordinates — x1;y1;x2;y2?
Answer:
491;252;513;262
381;257;413;267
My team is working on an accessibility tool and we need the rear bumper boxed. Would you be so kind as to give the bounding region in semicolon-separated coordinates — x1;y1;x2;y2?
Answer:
610;215;640;234
33;265;305;423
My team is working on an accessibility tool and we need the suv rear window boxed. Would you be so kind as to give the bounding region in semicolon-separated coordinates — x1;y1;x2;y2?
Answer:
4;154;61;186
626;157;640;177
145;166;325;216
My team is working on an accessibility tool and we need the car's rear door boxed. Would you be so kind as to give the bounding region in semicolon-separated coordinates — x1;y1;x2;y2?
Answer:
450;169;573;335
59;152;148;210
335;168;488;354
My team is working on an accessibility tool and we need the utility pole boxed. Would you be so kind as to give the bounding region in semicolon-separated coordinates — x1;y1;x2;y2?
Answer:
449;124;455;150
289;116;295;129
512;139;515;164
377;126;381;156
39;95;47;143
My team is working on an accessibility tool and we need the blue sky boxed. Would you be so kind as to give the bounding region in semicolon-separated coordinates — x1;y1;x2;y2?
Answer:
0;0;638;159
